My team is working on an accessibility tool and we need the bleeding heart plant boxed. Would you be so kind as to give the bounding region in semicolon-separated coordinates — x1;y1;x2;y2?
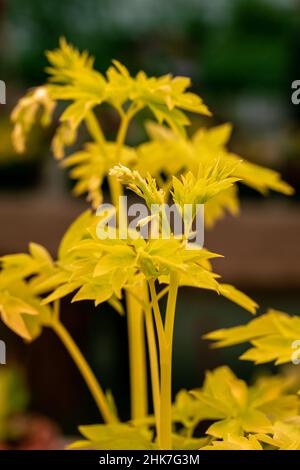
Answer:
2;38;298;450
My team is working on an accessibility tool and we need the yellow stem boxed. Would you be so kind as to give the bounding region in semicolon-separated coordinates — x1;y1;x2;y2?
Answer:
148;279;165;352
85;110;107;148
51;319;116;424
107;174;123;208
87;106;148;422
159;271;179;450
114;103;141;162
53;299;60;322
144;283;160;438
124;286;169;312
113;109;148;421
159;351;172;449
165;272;179;345
156;286;169;303
126;288;148;420
115;114;130;161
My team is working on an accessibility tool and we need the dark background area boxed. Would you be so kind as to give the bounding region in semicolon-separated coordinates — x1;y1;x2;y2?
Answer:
0;0;300;436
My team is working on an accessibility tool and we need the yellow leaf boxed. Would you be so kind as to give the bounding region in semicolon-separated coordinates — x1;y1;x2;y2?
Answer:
218;284;258;314
72;283;113;305
58;210;93;260
0;282;51;341
256;422;300;450
68;423;155;450
41;281;81;305
202;434;263;450
189;366;295;439
29;243;53;265
11;87;55;153
205;310;300;365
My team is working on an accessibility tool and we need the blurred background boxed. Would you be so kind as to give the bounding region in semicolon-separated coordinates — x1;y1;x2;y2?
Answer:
0;0;300;446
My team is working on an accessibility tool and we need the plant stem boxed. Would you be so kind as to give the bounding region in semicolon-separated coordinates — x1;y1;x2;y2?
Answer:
114;109;148;421
159;271;179;450
115;113;130;160
107;174;123;208
114;103;141;162
85;110;107;148
51;319;116;424
126;288;148;420
53;299;60;322
87;106;148;422
159;350;172;449
148;279;165;352
164;272;179;346
144;284;160;438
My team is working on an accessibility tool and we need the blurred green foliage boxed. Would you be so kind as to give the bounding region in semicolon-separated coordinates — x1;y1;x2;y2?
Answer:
2;0;299;95
0;367;29;440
